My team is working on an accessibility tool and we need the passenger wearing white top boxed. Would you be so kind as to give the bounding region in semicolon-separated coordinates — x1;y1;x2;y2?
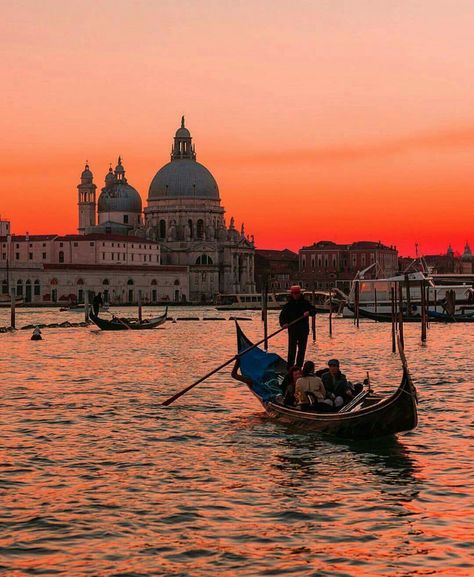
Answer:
295;361;337;412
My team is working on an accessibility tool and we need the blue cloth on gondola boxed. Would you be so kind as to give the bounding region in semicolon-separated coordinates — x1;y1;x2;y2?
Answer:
239;346;283;402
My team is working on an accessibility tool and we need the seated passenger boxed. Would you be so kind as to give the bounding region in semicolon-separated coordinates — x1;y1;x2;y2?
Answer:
321;359;362;405
280;365;303;406
295;361;336;412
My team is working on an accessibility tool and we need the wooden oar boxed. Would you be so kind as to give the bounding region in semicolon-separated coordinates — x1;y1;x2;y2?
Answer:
161;312;310;406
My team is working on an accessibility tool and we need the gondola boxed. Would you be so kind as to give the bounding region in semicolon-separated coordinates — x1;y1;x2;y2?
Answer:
427;310;474;323
349;304;474;323
89;307;168;331
347;304;421;323
232;322;418;440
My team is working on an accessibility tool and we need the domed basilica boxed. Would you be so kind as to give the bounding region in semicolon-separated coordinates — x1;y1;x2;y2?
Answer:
78;117;256;301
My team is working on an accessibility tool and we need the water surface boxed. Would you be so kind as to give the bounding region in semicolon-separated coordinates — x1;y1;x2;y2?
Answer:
1;308;473;576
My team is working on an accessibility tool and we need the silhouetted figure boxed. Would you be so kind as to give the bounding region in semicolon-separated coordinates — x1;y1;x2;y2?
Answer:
92;292;103;316
279;285;316;367
31;326;42;341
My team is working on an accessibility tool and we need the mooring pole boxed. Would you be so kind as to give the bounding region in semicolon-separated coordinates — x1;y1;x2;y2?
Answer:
421;280;427;343
374;287;378;313
312;285;316;342
391;285;396;353
329;287;333;338
262;283;268;350
404;273;411;315
398;283;405;350
138;290;143;322
84;291;89;323
354;280;360;328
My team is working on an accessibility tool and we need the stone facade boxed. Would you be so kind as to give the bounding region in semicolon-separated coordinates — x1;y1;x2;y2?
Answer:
298;240;399;291
0;233;188;304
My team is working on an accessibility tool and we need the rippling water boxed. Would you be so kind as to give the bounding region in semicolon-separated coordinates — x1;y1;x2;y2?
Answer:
1;307;473;576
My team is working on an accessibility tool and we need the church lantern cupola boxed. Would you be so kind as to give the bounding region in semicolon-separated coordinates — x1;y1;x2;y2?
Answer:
172;116;196;160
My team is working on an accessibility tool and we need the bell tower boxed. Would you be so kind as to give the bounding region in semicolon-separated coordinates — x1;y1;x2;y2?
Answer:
77;163;97;234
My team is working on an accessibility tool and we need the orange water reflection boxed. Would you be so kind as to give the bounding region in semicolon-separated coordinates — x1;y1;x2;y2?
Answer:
0;307;473;576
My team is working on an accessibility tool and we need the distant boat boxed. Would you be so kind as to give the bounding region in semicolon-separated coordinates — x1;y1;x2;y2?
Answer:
344;270;472;317
215;292;285;310
89;307;168;331
232;322;418;440
215;290;345;312
60;303;109;313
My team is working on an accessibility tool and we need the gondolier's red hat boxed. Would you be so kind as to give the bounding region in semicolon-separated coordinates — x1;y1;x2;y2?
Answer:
290;285;302;294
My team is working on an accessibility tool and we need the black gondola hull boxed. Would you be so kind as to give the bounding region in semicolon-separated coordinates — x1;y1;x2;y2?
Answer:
234;322;418;440
89;309;167;331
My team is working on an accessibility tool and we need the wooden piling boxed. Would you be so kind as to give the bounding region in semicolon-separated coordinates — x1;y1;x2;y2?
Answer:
404;273;411;315
262;284;268;350
390;285;396;353
312;286;316;342
329;287;333;338
84;291;89;323
10;288;16;329
398;283;405;350
374;287;378;313
354;280;360;328
138;291;143;322
420;280;427;342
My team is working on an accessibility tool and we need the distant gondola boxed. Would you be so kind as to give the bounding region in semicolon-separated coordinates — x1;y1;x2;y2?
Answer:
427;310;474;323
347;305;421;323
232;322;418;440
89;307;168;331
349;304;474;323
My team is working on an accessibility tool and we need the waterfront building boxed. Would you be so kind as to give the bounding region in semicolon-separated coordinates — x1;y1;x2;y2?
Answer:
254;249;299;291
1;117;256;304
0;232;188;304
298;240;399;291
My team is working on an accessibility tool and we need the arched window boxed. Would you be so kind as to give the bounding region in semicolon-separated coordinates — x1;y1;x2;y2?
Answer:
159;220;166;239
77;278;84;285
195;254;213;265
50;278;58;285
17;279;23;296
151;279;157;286
59;251;64;263
174;279;180;286
2;280;8;294
196;219;204;239
34;279;41;296
102;279;109;285
188;219;193;239
127;279;134;286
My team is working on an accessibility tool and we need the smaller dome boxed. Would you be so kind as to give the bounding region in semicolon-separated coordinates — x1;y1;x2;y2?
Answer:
98;182;142;213
81;164;93;179
105;167;114;184
175;127;191;138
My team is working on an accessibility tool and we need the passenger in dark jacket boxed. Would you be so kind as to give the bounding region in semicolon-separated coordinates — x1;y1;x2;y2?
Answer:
321;359;362;404
279;286;316;368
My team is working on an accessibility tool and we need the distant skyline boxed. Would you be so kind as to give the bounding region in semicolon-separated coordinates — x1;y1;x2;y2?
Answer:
2;0;474;256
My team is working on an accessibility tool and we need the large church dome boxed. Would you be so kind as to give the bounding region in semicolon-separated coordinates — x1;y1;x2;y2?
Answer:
148;117;220;201
98;158;142;213
149;160;219;200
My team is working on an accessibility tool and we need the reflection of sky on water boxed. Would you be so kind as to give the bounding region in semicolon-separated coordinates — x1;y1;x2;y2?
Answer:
0;308;472;576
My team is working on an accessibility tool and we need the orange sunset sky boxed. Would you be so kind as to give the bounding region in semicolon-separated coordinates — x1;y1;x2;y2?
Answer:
1;0;473;256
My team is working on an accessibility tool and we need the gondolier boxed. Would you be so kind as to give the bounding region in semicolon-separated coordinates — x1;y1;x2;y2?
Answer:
279;285;316;367
92;292;103;316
